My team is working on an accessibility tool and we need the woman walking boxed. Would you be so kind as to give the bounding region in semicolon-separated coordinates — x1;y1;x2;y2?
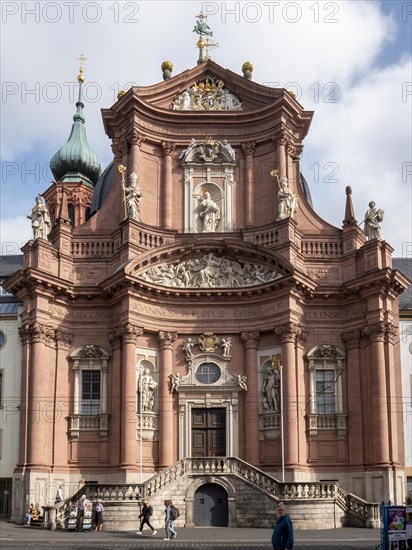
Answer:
94;499;104;531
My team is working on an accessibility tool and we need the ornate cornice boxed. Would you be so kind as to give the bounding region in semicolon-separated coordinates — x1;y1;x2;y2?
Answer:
240;331;260;349
158;331;177;349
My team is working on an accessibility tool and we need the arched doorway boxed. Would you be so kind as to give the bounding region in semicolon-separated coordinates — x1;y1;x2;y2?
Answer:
194;483;228;526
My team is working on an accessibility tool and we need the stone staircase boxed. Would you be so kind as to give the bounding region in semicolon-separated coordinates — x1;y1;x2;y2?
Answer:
45;457;380;531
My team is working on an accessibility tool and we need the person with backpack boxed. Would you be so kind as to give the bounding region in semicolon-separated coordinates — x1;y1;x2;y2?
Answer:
164;499;178;540
136;500;157;536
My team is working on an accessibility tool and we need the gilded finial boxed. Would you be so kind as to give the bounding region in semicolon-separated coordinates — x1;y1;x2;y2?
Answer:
287;90;297;99
117;90;126;100
242;62;253;80
77;54;87;83
161;61;173;80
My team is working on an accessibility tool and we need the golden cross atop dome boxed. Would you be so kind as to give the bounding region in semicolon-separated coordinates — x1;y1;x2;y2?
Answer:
77;54;88;67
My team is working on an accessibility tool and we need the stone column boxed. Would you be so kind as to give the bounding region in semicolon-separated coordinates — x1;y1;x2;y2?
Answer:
363;322;390;465
108;330;122;467
158;331;177;468
241;142;256;227
18;325;31;466
53;330;72;467
342;330;364;465
241;331;260;465
295;330;307;465
128;130;144;176
275;323;300;469
161;142;176;229
27;323;56;468
385;323;402;466
119;323;143;469
275;134;288;178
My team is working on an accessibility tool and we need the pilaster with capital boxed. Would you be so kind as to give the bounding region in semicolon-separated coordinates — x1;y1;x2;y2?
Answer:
241;331;260;464
274;134;289;178
275;323;301;468
241;142;256;227
361;322;390;465
161;141;176;229
158;331;177;467
118;323;143;469
127;128;145;177
342;330;364;464
384;322;402;466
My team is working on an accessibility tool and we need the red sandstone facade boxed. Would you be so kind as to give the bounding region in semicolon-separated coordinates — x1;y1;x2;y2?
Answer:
6;60;409;523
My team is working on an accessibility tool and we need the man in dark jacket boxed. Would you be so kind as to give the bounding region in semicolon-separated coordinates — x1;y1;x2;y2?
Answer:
271;502;294;550
136;500;157;536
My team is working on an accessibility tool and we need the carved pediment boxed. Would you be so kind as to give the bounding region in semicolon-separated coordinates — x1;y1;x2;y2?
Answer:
172;77;242;111
137;253;282;289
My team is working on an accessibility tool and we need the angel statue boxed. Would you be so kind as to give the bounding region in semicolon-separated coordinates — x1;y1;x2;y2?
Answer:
193;12;213;36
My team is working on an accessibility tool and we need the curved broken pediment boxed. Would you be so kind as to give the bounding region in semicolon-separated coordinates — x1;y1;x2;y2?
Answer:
137;253;282;289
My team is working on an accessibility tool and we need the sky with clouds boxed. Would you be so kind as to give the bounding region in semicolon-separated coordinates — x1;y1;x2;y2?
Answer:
1;0;411;257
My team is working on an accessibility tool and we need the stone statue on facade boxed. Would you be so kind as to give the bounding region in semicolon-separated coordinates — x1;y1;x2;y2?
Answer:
363;201;384;240
197;191;221;232
182;338;195;358
221;337;232;357
235;374;248;391
28;196;51;240
138;368;158;411
262;369;280;412
122;172;142;221
169;373;181;393
193;12;213;36
276;176;298;221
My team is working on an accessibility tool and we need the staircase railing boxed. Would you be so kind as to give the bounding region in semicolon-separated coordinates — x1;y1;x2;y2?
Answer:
49;457;379;529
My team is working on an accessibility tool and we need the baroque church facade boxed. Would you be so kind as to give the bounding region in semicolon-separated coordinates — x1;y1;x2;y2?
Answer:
5;52;409;527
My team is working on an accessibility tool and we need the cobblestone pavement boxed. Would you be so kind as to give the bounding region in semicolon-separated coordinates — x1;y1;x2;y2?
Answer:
0;521;382;550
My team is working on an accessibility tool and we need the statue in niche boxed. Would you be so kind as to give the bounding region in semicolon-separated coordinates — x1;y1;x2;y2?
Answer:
363;201;384;240
196;191;221;232
221;337;232;357
235;374;248;391
276;176;298;221
138;368;158;412
169;373;181;393
28;196;51;240
122;172;142;221
262;369;280;412
182;338;195;358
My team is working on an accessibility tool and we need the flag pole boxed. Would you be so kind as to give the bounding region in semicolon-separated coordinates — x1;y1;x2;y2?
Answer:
139;366;143;484
280;364;285;483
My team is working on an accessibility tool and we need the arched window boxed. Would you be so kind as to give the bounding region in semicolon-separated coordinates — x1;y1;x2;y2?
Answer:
85;206;91;221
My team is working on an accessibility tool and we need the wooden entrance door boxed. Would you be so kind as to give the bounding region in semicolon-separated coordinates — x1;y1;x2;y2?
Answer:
192;408;226;457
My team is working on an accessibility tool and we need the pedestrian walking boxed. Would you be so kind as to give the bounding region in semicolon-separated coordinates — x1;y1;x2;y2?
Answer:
271;502;294;550
164;499;178;540
94;499;104;531
136;499;157;536
76;494;86;531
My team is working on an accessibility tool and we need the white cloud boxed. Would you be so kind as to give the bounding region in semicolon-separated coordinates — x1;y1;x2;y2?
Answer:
1;1;411;254
1;216;32;255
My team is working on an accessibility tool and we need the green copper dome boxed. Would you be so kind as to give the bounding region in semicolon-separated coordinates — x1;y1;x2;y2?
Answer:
50;85;101;186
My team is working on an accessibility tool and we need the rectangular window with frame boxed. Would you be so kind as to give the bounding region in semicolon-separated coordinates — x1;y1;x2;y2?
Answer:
315;369;335;414
81;370;101;415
